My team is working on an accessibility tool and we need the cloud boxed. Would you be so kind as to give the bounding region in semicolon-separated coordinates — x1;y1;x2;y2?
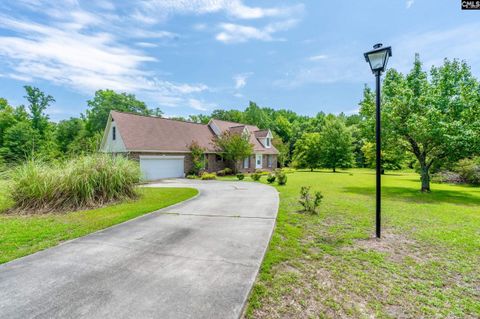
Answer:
406;0;414;9
135;0;303;22
308;54;328;61
216;19;298;43
0;2;208;111
188;98;215;111
233;73;251;89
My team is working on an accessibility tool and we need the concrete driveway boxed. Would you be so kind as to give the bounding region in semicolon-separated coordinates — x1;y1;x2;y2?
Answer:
0;179;278;319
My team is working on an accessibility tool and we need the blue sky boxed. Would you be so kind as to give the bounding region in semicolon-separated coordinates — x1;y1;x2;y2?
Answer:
0;0;479;121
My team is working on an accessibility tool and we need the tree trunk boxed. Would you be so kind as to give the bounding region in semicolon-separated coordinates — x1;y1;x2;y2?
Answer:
420;164;431;192
310;167;313;172
333;167;336;173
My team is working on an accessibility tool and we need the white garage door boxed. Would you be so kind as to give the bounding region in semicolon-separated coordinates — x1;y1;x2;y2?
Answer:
139;155;185;181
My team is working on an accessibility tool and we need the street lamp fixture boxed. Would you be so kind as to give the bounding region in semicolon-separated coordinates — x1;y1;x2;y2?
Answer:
364;43;392;238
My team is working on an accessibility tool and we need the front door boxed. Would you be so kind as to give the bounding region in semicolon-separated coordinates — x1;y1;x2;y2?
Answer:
255;154;262;169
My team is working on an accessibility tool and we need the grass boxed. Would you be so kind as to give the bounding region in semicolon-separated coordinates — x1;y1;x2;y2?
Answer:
244;169;480;318
0;186;197;264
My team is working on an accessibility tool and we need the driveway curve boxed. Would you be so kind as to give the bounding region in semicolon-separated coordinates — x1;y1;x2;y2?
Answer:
0;180;278;319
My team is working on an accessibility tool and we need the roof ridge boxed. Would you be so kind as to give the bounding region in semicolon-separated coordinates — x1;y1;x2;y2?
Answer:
111;110;207;126
211;118;255;127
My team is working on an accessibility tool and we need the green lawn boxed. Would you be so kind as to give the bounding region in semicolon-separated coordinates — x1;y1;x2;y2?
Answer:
245;169;480;318
0;185;197;264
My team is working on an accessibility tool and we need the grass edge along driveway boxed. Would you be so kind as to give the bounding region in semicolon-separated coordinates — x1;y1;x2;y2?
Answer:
0;187;198;264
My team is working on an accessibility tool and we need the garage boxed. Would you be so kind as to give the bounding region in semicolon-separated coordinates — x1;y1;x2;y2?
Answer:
139;155;185;181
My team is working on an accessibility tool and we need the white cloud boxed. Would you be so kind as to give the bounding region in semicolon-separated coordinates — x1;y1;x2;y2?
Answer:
135;0;303;21
233;72;252;89
188;98;215;111
406;0;414;9
0;8;207;110
308;54;328;61
216;19;298;43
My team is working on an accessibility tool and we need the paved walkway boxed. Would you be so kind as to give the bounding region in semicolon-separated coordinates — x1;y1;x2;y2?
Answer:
0;180;279;319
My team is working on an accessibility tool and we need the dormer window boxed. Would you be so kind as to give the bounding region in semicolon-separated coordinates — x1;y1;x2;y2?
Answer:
112;126;116;141
266;138;270;147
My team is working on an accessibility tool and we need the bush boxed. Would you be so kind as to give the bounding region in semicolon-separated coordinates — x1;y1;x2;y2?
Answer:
266;174;276;184
216;169;226;176
276;170;287;185
432;171;463;184
9;154;141;213
251;171;262;181
236;173;245;180
186;174;197;179
201;172;216;180
281;167;295;174
298;186;323;214
224;167;233;175
455;158;480;185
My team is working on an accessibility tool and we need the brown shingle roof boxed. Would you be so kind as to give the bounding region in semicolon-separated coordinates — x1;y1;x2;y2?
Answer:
254;130;269;138
111;111;216;152
110;111;278;155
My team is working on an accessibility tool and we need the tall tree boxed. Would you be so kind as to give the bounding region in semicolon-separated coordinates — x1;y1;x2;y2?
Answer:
24;86;54;135
380;55;480;191
56;118;85;153
244;101;271;129
292;132;322;171
85;89;152;134
318;116;354;172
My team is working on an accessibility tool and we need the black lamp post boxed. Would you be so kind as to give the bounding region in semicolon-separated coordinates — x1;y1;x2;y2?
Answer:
364;43;392;238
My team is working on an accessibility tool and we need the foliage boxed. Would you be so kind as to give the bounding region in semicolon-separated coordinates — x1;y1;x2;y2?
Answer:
85;89;153;134
266;173;276;184
0;187;197;264
236;173;245;180
361;141;406;170
200;172;216;180
188;141;205;176
276;170;287;185
455;157;480;185
186;175;197;179
251;171;262;181
318;116;354;172
292;132;322;171
213;130;253;173
371;55;480;191
24;85;54;135
55;118;85;154
217;167;233;176
431;171;463;184
9;154;141;213
298;186;323;214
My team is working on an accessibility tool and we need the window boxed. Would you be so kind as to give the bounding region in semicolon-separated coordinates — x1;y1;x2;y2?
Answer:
266;138;270;147
268;155;273;168
243;157;250;169
112;126;116;140
215;154;223;162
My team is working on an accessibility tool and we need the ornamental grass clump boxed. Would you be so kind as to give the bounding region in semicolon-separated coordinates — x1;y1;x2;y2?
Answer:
9;154;141;213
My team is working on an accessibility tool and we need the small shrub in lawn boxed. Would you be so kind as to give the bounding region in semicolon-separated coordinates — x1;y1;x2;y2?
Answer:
276;170;287;185
298;186;323;214
9;154;141;213
251;171;262;181
266;174;276;184
201;172;216;180
236;173;245;180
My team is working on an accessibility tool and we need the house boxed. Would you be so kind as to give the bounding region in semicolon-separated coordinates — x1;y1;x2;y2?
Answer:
100;111;279;180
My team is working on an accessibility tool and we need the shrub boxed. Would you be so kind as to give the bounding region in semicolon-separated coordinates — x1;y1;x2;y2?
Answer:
216;169;226;176
201;172;216;180
251;171;262;181
186;174;197;179
298;186;323;214
266;174;276;184
236;173;245;180
223;167;233;175
188;141;205;176
9;154;141;213
455;157;480;185
432;171;463;184
276;170;287;185
281;167;295;174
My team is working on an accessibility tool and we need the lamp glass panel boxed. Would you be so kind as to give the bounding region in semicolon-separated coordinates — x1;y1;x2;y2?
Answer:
367;51;387;71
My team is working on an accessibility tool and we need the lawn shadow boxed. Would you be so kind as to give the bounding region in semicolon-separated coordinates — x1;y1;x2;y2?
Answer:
342;185;480;206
